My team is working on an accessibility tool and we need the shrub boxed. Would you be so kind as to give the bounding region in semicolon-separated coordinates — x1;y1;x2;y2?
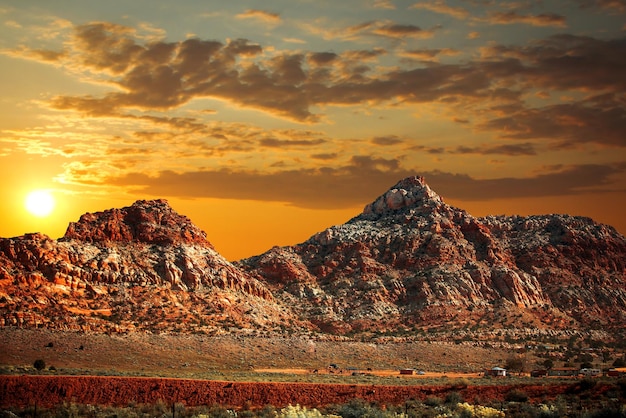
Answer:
579;377;597;392
505;389;528;402
456;402;504;418
445;391;464;405
277;404;324;417
424;396;443;407
33;359;46;370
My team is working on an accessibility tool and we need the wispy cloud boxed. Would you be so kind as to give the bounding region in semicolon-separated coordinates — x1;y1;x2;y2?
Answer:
409;1;470;20
235;9;281;24
485;11;567;27
106;161;626;208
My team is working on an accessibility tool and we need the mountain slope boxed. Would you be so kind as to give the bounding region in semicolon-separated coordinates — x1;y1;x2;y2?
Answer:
1;177;624;337
0;200;297;333
239;176;626;334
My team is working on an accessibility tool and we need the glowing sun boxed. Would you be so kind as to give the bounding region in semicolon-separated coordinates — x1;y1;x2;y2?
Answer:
25;190;56;217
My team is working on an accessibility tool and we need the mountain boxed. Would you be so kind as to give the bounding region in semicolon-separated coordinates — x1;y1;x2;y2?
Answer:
239;176;626;335
0;200;297;333
1;177;625;338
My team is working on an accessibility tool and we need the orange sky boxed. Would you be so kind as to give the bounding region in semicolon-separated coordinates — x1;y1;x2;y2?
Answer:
0;1;625;261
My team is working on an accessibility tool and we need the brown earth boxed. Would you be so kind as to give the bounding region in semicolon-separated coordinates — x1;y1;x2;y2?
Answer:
0;328;522;379
0;375;611;410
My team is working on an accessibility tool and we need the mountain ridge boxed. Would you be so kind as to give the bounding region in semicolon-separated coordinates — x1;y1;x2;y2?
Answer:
1;176;625;339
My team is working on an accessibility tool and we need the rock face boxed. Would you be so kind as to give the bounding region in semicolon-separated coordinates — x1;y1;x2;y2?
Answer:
1;178;625;336
240;176;626;334
64;199;210;246
0;200;295;333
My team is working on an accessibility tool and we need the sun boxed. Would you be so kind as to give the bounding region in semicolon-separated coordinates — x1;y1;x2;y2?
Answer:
25;190;56;217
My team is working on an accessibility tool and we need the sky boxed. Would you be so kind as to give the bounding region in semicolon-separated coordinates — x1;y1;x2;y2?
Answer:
0;0;624;261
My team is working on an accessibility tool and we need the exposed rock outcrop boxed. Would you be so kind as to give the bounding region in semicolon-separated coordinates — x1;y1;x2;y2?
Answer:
1;178;625;337
0;200;295;332
240;176;626;334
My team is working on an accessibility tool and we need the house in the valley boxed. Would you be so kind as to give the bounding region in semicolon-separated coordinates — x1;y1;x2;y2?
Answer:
485;367;507;377
547;367;579;377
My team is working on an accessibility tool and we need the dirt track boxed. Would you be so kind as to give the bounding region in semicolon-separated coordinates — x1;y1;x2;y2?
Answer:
0;375;590;410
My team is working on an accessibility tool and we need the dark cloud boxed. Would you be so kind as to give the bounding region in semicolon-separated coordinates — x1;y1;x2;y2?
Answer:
107;158;625;209
373;23;433;38
16;22;623;142
310;153;338;160
371;135;404;146
480;94;626;148
259;138;326;147
575;0;626;13
425;164;624;201
482;34;626;92
108;155;412;209
308;52;338;66
453;143;537;156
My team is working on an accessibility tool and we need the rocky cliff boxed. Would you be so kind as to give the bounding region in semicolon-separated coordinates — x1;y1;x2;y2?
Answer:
1;177;625;337
240;176;626;334
0;200;295;333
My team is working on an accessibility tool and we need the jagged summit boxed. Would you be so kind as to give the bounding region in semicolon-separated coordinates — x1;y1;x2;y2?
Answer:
361;176;445;218
63;199;211;247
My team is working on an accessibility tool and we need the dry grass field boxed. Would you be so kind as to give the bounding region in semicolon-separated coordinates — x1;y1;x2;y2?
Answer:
0;328;526;383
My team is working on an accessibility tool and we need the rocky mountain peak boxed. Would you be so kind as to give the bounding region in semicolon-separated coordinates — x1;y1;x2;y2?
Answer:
362;176;444;217
63;199;211;247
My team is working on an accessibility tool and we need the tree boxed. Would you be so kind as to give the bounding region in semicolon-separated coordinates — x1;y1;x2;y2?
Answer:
542;358;554;370
613;357;626;368
505;356;525;374
33;359;46;370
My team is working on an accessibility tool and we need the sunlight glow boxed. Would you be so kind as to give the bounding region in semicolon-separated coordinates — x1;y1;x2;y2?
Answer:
25;190;56;217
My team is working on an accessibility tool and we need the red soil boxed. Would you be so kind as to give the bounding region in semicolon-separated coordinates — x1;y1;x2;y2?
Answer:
0;375;600;410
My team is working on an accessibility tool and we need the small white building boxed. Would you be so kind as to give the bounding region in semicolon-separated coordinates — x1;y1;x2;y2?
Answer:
486;367;507;377
579;368;601;377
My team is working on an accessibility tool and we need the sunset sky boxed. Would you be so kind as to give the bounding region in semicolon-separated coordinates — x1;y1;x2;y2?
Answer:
1;0;624;261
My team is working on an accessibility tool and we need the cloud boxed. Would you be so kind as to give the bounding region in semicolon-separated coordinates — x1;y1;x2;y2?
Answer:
409;2;470;20
453;143;537;156
481;34;626;92
400;48;460;61
308;51;339;66
486;11;567;27
260;138;327;148
425;164;624;201
235;9;281;24
284;37;306;44
371;136;405;146
8;22;625;139
108;155;413;209
106;156;625;209
310;153;338;160
480;94;626;148
372;22;441;39
576;0;626;13
373;0;396;9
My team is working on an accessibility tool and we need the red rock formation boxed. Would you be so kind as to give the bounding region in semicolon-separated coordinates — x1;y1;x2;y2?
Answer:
1;178;625;337
64;199;210;246
241;176;626;334
0;201;296;332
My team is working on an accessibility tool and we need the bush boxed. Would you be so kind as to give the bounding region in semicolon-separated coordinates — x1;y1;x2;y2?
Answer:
579;377;597;392
505;389;528;402
424;396;443;407
445;391;464;405
33;359;46;370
